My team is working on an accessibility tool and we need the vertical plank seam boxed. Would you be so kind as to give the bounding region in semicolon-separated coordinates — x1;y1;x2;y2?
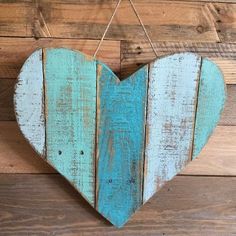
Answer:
141;63;150;204
190;56;203;161
119;40;122;78
95;60;98;209
42;48;47;159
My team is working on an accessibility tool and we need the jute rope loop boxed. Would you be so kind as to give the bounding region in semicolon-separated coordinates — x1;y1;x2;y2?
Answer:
93;0;158;58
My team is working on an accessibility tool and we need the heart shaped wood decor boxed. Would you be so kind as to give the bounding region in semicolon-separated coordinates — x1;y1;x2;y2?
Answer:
14;48;226;227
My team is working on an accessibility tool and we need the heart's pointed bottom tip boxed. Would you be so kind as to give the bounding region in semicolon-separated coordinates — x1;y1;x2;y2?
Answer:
108;215;132;228
112;220;128;229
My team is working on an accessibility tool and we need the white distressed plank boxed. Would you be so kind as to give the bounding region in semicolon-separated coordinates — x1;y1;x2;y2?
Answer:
143;53;201;202
14;49;45;156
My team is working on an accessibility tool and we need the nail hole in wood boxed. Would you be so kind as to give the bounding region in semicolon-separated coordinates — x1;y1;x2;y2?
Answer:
196;25;204;34
136;46;142;54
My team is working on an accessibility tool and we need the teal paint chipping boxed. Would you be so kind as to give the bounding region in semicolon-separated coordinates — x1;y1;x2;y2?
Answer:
96;62;148;228
44;48;96;205
192;59;227;159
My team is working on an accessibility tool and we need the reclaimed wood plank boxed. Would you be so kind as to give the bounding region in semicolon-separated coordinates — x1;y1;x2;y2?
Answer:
1;123;235;176
44;48;96;206
96;62;148;227
0;174;235;235
192;58;226;159
0;0;33;37
143;53;201;202
0;79;15;121
0;37;120;79
0;1;219;42
220;85;236;126
121;41;236;83
14;49;45;156
207;3;236;42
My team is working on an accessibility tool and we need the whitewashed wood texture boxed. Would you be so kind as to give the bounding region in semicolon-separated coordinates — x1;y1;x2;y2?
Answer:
143;53;201;202
14;49;45;156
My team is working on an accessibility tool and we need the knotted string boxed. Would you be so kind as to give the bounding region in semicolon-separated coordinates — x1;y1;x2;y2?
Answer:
93;0;158;58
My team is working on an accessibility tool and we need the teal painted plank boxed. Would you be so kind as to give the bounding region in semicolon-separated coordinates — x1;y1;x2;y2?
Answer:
192;59;226;159
14;49;45;156
143;53;201;203
96;62;148;228
44;48;96;205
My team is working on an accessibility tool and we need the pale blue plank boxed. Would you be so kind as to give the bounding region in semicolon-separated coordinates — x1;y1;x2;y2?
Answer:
143;53;201;203
14;49;45;156
192;59;226;159
44;48;96;205
96;62;148;228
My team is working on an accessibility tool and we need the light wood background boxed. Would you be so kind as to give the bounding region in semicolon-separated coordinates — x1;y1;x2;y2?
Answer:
0;0;235;235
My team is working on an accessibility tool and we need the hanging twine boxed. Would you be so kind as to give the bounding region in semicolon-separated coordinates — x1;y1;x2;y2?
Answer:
93;0;158;58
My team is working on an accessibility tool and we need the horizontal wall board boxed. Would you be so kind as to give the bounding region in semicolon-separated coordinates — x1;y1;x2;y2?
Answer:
0;122;235;176
0;174;235;235
220;85;236;126
1;1;235;42
0;1;224;42
209;3;236;42
0;79;15;121
0;37;120;79
121;41;236;84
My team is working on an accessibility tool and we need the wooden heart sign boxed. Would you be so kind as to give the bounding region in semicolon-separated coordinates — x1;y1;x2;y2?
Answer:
14;48;226;228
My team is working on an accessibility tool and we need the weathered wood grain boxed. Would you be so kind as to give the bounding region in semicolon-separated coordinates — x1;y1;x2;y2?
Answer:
0;1;221;42
193;58;226;159
0;37;120;79
0;174;235;235
96;62;148;227
0;0;33;37
121;41;236;83
0;79;15;121
220;85;236;126
44;48;96;206
208;2;236;42
143;53;201;202
14;49;45;156
1;1;236;42
0;123;235;176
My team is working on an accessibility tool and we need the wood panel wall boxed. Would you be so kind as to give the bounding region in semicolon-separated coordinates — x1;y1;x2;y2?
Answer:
0;0;235;235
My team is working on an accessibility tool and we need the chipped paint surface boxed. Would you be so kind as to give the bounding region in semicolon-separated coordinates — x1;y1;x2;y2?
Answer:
143;53;201;203
14;49;45;156
44;48;96;206
96;62;148;228
193;59;227;159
